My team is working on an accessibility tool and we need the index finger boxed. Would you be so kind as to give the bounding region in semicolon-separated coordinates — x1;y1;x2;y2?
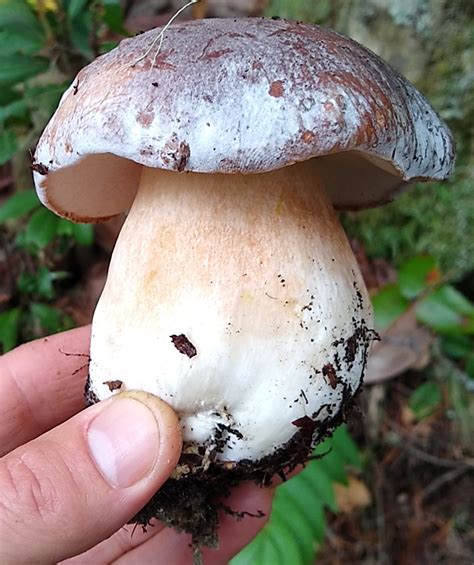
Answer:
0;325;91;456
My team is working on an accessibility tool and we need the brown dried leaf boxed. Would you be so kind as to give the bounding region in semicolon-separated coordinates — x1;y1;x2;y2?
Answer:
365;308;433;384
334;476;372;514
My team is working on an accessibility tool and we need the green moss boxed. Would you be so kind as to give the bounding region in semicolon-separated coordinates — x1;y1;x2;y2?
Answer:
387;0;434;37
343;166;474;279
343;9;474;280
265;0;332;24
336;1;474;279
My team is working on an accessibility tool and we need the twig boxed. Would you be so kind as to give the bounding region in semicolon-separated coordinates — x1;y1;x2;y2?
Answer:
130;1;200;69
362;395;388;565
401;442;474;469
420;467;470;501
387;420;474;469
0;231;15;301
374;452;388;564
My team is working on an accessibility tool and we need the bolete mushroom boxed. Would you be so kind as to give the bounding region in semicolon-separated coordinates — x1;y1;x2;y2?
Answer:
32;18;454;547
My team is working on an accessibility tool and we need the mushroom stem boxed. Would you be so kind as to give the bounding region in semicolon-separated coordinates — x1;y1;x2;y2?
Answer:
89;160;372;461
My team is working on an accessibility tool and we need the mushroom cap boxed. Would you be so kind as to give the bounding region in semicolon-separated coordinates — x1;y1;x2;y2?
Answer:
33;17;455;222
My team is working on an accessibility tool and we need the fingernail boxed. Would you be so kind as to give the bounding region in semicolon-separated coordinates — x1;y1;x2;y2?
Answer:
87;397;160;488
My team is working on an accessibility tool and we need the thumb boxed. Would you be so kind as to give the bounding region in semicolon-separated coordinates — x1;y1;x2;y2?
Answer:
0;391;181;565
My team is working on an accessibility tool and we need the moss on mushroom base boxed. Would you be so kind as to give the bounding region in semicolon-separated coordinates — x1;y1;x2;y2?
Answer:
87;160;374;545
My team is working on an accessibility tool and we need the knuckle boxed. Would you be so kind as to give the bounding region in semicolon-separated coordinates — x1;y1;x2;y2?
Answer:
0;445;62;526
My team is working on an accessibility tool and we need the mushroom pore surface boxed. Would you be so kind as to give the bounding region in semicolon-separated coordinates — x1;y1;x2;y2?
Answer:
89;159;372;463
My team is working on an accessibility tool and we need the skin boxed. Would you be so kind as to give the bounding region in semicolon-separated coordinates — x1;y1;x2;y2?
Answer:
0;326;273;564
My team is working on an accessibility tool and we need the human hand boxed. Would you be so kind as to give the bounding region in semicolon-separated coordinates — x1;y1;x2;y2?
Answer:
0;327;273;564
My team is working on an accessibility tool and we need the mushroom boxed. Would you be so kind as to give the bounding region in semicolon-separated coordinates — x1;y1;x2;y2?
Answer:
32;18;454;547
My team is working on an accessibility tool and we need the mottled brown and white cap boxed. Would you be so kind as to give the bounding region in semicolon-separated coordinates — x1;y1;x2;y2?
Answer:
33;17;455;221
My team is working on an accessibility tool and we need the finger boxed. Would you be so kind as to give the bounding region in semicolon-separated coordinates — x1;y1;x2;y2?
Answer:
70;482;273;564
0;326;91;456
199;483;273;564
60;519;166;564
114;482;273;565
0;391;181;565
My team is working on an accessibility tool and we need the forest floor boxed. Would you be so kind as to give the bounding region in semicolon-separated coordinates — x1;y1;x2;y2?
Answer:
319;379;474;564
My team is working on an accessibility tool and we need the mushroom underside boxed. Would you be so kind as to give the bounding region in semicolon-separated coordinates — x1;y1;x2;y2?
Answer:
38;150;405;222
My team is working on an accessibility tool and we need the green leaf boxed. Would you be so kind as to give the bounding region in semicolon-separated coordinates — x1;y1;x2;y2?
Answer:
466;353;474;380
69;10;93;58
281;474;327;537
99;40;119;54
441;334;472;359
436;286;474;317
0;87;18;106
102;0;125;34
0;307;21;352
398;256;439;299
25;207;60;248
29;303;70;334
0;129;17;165
417;286;474;334
56;219;73;237
0;98;28;124
67;221;94;245
372;284;410;330
265;510;306;564
0;55;50;87
0;190;38;223
329;425;362;469
273;481;317;560
24;82;69;118
265;0;331;23
233;426;360;565
67;0;90;21
316;447;348;485
303;461;337;512
0;29;44;56
416;295;461;333
234;528;277;565
0;1;43;34
19;266;69;301
409;382;442;420
35;267;57;300
17;272;36;296
18;266;70;301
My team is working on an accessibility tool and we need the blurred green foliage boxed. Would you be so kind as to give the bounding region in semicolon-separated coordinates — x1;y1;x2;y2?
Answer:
0;0;118;351
232;425;361;565
265;0;332;23
373;254;474;376
344;0;474;280
343;170;474;280
0;189;93;353
409;381;442;421
0;0;124;166
372;254;474;449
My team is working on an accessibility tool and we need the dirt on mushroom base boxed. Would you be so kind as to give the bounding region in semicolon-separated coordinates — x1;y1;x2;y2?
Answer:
84;320;377;549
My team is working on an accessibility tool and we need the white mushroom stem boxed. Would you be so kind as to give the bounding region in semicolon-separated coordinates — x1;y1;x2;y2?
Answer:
89;160;372;462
